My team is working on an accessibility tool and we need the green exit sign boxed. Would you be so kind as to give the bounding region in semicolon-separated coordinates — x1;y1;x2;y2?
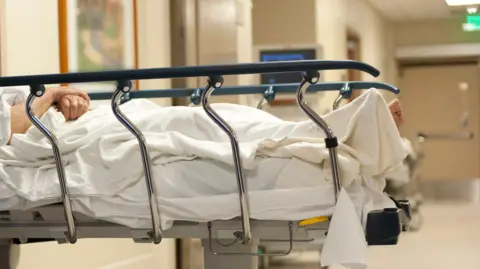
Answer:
463;15;480;31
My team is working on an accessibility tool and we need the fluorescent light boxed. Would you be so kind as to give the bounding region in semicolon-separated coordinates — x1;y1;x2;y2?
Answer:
467;7;478;13
445;0;480;6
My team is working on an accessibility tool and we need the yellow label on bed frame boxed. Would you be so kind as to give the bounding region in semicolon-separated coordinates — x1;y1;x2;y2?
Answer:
298;216;329;226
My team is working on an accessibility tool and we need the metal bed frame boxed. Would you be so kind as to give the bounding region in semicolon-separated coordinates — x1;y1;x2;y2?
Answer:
0;60;410;269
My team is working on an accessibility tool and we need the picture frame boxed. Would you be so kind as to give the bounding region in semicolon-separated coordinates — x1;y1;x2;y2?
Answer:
58;0;139;91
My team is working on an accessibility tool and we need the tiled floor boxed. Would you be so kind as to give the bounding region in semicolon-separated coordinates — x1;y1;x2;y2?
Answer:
270;202;480;269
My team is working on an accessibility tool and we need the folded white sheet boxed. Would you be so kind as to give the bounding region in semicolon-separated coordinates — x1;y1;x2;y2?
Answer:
0;88;408;269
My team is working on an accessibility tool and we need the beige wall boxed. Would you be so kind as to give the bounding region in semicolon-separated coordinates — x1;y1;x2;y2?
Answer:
394;17;480;47
346;0;397;101
237;0;256;105
346;0;396;83
2;0;61;77
1;0;176;268
237;0;254;86
253;0;317;46
195;0;245;105
315;0;347;83
315;0;348;109
316;0;397;104
136;0;172;106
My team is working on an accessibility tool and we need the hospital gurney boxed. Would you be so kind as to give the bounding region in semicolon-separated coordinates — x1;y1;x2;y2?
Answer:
0;60;411;269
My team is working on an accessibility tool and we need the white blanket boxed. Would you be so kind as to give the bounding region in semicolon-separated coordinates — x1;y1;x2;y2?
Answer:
0;88;406;196
0;88;408;269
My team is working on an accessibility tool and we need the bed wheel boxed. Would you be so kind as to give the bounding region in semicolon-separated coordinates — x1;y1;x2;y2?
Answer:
365;197;412;245
366;208;401;246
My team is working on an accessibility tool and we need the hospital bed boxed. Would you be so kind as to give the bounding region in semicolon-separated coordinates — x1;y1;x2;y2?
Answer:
0;60;411;269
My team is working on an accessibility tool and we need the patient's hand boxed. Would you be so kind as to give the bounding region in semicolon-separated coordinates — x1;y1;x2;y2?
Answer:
57;95;90;121
50;87;90;121
388;99;404;128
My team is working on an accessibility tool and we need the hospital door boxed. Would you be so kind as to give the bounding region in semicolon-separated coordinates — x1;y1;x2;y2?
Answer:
399;63;480;181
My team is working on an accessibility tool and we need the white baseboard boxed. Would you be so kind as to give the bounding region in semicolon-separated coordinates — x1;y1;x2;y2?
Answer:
419;178;480;203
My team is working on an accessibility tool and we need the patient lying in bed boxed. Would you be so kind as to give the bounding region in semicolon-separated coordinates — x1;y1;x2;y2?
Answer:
2;86;404;146
0;86;407;230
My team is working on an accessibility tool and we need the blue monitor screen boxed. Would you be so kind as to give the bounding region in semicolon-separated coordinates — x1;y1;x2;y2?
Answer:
260;49;316;84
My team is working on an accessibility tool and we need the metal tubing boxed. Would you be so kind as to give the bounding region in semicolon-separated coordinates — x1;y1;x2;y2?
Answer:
25;92;77;243
296;78;342;202
200;77;252;245
111;82;162;244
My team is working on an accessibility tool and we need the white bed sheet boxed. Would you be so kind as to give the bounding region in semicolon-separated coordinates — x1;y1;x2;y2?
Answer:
0;156;393;229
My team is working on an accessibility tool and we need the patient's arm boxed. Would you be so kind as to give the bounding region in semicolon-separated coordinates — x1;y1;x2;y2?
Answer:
9;89;55;141
8;87;90;144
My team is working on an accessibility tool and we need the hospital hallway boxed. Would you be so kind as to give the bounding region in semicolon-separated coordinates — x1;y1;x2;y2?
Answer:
269;202;480;269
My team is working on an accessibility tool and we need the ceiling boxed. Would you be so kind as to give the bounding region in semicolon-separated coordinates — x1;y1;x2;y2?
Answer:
366;0;459;21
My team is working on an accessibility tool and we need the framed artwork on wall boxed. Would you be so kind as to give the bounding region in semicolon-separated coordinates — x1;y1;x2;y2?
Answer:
58;0;139;91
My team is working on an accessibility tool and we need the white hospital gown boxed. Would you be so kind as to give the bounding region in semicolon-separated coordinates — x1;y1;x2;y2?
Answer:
0;87;29;146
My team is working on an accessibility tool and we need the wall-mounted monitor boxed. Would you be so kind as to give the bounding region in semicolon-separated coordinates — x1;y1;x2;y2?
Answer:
259;49;316;84
253;44;323;85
